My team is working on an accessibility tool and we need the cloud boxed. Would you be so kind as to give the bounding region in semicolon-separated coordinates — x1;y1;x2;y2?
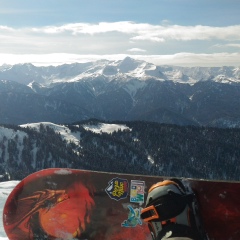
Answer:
139;52;240;67
127;48;146;53
0;52;239;67
213;43;240;48
1;22;240;66
49;23;240;42
0;25;14;31
5;22;240;42
227;43;240;48
33;22;144;35
130;35;165;42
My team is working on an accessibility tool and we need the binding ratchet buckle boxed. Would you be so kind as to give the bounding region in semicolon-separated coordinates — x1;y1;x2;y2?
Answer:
141;205;160;222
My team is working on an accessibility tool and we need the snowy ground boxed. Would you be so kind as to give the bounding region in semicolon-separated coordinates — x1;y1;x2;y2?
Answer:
83;123;130;134
0;181;19;239
20;122;130;143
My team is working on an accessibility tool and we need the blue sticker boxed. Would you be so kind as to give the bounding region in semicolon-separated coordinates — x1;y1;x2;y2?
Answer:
121;205;142;227
105;177;129;201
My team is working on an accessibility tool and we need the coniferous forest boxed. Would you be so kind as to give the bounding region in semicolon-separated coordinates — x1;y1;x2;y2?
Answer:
0;120;239;181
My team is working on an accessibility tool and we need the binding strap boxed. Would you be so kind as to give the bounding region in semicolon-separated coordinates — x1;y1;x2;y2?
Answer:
141;192;194;222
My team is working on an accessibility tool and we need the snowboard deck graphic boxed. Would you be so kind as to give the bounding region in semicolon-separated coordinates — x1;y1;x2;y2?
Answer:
3;168;240;240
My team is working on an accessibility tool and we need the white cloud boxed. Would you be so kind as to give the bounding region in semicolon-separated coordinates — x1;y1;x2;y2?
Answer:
1;22;240;66
214;43;240;48
0;52;239;67
130;35;165;42
139;52;240;67
38;22;156;36
3;22;240;41
127;48;146;53
0;25;14;31
227;43;240;48
0;53;127;66
43;23;240;41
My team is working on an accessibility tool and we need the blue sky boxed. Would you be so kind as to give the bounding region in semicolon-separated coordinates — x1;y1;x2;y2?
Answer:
0;0;240;66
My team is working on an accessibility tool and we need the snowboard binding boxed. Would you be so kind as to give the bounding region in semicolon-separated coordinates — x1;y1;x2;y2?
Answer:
141;179;208;240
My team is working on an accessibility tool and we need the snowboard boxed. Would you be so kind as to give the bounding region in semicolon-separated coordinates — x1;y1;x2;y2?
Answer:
3;168;240;240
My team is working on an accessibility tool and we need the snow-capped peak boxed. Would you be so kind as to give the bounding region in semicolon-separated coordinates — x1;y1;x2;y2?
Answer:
117;56;143;73
0;58;240;86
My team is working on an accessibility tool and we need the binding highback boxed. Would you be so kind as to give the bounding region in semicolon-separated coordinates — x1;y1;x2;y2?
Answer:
141;179;208;240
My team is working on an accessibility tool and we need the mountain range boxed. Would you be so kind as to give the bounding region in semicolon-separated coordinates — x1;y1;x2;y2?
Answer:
1;57;240;127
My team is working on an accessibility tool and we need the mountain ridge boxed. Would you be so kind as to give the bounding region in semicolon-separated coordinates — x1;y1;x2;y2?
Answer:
0;120;239;181
1;58;240;127
1;57;240;86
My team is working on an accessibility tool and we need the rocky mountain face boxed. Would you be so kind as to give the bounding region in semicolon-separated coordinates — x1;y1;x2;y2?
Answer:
0;58;240;127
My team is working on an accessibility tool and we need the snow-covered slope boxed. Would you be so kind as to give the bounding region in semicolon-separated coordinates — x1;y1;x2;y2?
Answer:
20;122;129;138
0;127;28;166
0;126;27;141
0;181;19;239
83;123;130;134
20;122;82;145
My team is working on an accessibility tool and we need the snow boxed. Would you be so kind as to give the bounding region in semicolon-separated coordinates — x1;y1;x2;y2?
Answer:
20;122;81;145
1;58;240;86
123;79;146;98
118;56;141;73
0;181;19;239
0;127;27;141
0;122;131;169
0;127;28;165
83;123;130;134
147;155;154;164
19;121;130;144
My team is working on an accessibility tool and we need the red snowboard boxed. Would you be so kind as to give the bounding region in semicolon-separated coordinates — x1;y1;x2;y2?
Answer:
3;168;240;240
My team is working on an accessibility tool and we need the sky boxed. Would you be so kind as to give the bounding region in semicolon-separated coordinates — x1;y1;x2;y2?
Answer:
0;0;240;66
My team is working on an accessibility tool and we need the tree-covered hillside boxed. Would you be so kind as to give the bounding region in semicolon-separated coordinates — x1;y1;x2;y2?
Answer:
0;120;239;181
